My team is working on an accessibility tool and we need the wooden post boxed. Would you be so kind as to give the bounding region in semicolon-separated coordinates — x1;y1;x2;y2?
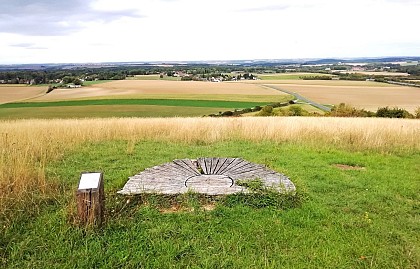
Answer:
76;172;105;227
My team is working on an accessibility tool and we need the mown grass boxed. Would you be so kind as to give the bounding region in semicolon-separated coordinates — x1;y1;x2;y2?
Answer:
0;99;268;109
1;140;419;268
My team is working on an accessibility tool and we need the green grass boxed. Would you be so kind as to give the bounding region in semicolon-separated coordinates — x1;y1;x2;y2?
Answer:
2;140;419;268
0;105;234;119
0;99;269;109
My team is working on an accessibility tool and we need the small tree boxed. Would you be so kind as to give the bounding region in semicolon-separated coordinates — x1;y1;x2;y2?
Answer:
376;107;412;118
73;78;83;85
256;106;273;116
288;106;303;116
46;85;54;93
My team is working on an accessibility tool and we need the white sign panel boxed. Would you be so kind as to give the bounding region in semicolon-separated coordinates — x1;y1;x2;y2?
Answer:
78;173;101;190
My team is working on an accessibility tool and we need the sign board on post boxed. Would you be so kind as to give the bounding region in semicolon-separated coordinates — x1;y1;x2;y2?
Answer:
76;172;105;227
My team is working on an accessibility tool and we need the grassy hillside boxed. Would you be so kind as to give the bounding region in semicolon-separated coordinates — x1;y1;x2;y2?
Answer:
1;117;419;268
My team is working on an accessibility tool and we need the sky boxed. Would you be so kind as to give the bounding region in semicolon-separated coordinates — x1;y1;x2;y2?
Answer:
0;0;419;64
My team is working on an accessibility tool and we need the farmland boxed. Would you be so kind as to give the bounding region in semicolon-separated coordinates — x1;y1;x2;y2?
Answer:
1;117;419;268
0;80;291;119
32;80;285;101
246;80;420;113
1;76;419;119
0;85;47;104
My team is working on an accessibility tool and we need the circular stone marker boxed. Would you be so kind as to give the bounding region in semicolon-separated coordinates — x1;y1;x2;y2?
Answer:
118;157;296;195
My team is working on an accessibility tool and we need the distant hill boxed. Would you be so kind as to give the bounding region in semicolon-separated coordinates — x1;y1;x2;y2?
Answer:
1;57;420;71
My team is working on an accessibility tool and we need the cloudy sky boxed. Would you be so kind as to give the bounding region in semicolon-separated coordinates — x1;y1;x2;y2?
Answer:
0;0;419;64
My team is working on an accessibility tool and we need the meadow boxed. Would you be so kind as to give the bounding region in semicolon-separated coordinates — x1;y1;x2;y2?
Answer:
1;117;419;268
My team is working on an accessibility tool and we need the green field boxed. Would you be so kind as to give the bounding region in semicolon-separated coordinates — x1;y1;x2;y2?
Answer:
0;99;271;109
0;99;273;119
2;140;419;268
0;105;235;119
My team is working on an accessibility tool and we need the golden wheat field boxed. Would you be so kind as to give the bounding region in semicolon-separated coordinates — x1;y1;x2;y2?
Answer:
31;80;284;101
0;85;47;104
1;117;419;215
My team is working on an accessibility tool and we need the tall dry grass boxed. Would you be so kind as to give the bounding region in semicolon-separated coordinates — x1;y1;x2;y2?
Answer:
1;117;419;217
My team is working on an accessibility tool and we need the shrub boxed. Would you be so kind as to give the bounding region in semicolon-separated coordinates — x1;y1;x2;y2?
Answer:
376;107;413;118
270;102;288;108
181;76;193;81
288;106;303;116
328;103;373;117
252;106;262;112
46;85;55;93
221;111;234;116
256;106;273;116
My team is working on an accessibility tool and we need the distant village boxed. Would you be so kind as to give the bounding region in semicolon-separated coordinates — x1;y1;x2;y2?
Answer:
165;71;260;82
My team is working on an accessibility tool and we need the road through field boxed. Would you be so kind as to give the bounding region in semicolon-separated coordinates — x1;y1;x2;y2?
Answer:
263;85;332;112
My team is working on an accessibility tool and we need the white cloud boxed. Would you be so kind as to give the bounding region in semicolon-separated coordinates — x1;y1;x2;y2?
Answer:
0;0;419;63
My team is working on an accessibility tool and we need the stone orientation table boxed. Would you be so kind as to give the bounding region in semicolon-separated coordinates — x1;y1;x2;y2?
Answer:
118;157;295;195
